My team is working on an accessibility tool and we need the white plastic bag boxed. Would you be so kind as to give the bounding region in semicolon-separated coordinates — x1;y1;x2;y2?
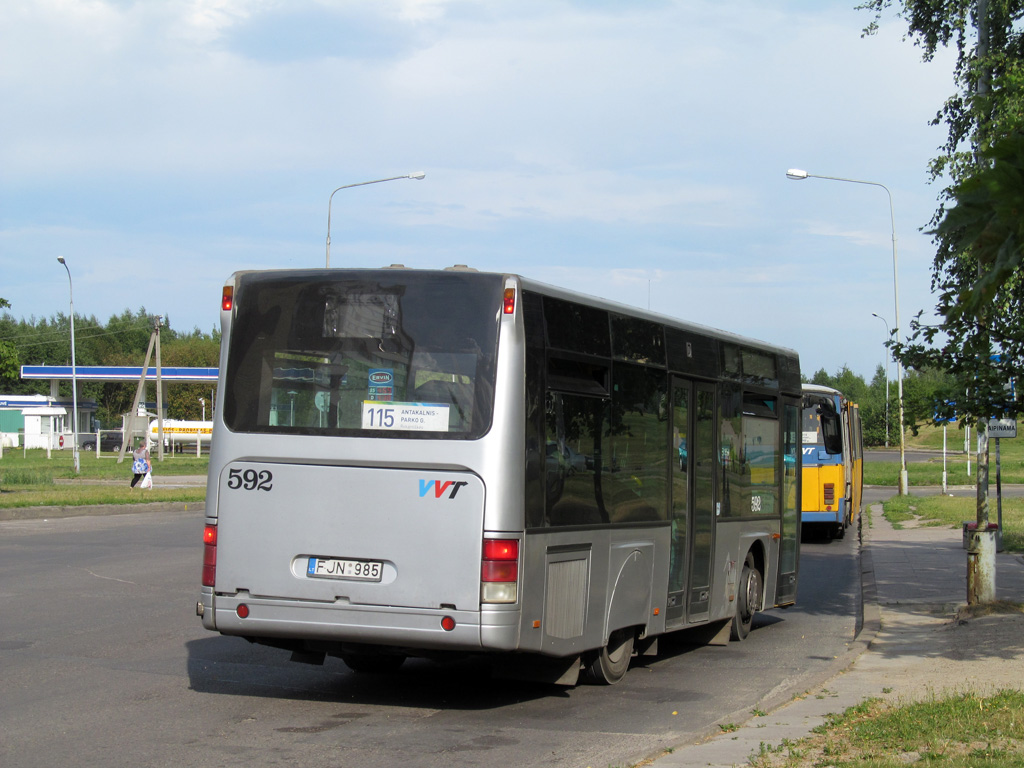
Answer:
140;471;153;490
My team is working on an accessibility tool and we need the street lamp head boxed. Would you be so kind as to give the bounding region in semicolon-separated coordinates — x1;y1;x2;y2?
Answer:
408;171;426;180
57;256;66;265
785;169;809;180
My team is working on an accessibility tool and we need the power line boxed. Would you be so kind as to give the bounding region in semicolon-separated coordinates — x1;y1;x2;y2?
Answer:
0;322;157;346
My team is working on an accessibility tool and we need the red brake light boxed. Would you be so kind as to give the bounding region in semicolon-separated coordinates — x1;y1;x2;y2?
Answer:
482;538;518;584
483;539;518;561
481;538;518;603
202;524;217;587
221;286;233;311
823;483;835;508
503;287;516;314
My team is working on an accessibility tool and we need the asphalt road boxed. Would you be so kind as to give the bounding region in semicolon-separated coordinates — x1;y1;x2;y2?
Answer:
0;508;859;768
865;448;954;464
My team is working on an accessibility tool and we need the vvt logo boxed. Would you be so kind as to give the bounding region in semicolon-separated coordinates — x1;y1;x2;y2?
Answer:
419;479;469;499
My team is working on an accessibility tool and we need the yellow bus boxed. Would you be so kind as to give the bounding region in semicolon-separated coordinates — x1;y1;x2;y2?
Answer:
801;385;862;539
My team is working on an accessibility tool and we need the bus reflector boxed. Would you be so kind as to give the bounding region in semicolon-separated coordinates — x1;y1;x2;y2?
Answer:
221;286;233;311
503;288;516;314
481;538;518;604
202;524;217;587
441;616;456;631
236;604;249;619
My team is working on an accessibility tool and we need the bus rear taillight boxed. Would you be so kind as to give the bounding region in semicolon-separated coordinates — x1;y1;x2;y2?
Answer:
503;287;516;314
221;286;233;311
823;483;835;510
481;538;518;604
202;524;217;587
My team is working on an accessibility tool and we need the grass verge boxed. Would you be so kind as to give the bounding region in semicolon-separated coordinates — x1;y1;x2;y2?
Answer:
746;690;1024;767
882;494;1024;552
0;484;205;508
863;457;1024;486
0;449;207;507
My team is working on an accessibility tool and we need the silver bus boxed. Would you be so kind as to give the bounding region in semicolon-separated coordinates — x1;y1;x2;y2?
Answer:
197;267;802;685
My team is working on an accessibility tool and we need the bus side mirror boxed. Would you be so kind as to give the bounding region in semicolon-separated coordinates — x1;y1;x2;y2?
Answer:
820;410;843;455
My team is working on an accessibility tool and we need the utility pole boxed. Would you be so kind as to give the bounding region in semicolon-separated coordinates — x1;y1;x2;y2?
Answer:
118;317;164;464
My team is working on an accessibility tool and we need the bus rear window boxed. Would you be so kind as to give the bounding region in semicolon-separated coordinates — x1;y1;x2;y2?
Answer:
222;271;503;439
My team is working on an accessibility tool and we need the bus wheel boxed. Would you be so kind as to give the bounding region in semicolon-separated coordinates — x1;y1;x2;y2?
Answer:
340;654;406;674
731;553;762;641
583;627;634;685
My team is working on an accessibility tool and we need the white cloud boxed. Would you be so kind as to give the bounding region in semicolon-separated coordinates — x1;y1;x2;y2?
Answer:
1;0;962;378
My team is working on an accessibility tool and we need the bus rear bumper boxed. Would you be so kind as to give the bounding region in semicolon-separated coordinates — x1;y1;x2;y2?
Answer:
207;594;521;652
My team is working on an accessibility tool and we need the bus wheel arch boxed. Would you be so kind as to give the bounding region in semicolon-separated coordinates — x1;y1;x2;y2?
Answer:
731;550;763;642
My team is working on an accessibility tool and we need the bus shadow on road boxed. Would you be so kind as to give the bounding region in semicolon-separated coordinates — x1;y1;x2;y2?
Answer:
186;635;573;709
185;616;786;708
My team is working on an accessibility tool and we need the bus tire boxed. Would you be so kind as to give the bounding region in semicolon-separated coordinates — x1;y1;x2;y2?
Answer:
582;627;634;685
340;653;406;674
731;553;761;641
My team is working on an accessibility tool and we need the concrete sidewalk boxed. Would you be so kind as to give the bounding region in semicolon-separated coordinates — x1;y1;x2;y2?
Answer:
648;505;1024;768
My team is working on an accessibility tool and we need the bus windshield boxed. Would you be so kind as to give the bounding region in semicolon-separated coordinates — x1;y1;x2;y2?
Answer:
222;270;503;439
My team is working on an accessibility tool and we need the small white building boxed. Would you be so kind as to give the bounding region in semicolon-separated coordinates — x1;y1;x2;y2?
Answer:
0;394;98;450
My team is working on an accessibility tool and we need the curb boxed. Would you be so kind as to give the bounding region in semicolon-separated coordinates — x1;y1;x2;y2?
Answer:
634;509;881;767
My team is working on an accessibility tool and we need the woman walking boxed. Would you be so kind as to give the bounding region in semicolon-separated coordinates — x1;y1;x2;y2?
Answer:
130;438;151;489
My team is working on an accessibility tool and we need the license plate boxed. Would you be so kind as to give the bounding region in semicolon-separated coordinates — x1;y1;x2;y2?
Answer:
307;557;383;582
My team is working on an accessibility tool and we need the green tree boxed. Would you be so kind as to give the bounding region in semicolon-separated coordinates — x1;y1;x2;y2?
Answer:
859;0;1024;200
860;2;1024;425
895;135;1024;428
162;332;220;421
861;2;1024;598
862;365;892;447
0;298;19;384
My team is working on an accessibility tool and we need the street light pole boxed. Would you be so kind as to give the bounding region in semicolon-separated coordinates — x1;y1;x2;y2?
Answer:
326;172;426;268
56;256;80;474
872;312;891;448
786;168;908;494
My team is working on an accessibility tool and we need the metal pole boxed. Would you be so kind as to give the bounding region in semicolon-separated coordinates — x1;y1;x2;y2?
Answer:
786;170;908;493
56;257;80;474
943;425;948;494
996;436;1003;551
872;313;891;448
326;172;425;267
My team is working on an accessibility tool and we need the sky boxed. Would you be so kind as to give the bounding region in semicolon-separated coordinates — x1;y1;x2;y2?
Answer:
1;0;960;382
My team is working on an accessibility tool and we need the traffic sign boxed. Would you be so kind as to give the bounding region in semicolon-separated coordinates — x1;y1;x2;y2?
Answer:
58;435;65;448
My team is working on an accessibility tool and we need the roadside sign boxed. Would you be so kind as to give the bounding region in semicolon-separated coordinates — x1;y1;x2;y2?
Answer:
989;418;1018;438
58;434;64;448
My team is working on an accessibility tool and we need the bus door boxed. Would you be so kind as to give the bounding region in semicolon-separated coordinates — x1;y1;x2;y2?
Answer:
776;399;801;605
687;382;717;623
666;378;691;623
